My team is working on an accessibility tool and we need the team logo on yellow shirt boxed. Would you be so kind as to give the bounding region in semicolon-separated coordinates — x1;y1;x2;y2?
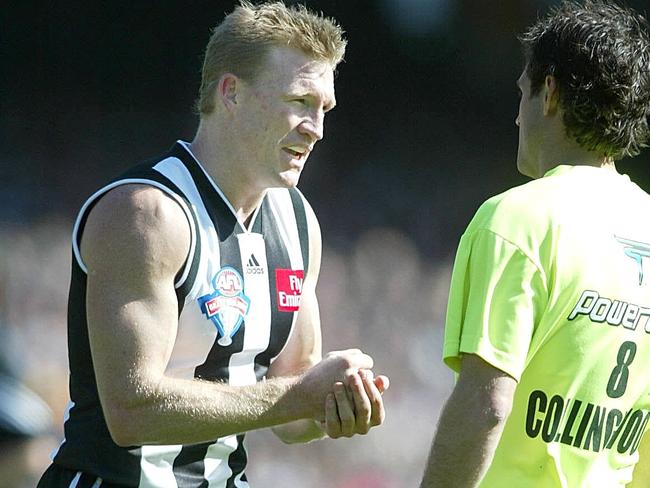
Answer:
615;236;650;285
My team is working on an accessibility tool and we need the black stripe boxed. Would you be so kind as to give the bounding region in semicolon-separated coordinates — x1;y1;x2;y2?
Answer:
77;472;101;488
171;143;240;243
288;188;309;275
172;443;210;488
252;198;295;375
225;434;248;487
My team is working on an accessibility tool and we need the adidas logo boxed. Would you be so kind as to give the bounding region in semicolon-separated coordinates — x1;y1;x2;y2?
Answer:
246;254;265;275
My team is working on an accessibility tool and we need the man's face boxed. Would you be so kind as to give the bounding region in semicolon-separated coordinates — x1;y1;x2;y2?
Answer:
515;70;545;178
234;46;336;190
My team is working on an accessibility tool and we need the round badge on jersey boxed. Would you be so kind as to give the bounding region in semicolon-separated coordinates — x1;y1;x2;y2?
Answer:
197;266;251;346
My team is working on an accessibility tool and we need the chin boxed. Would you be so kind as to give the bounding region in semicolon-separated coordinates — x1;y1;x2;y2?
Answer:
277;170;302;188
516;157;535;179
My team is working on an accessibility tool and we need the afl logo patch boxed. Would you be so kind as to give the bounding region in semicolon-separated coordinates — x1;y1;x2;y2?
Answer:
198;267;250;346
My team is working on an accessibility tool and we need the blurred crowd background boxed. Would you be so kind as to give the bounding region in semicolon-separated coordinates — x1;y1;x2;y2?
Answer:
2;1;649;486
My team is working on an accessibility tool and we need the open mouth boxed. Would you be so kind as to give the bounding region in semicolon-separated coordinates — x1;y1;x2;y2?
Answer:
284;146;308;160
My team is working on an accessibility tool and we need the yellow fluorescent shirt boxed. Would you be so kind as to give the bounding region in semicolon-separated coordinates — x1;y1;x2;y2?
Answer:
443;165;650;488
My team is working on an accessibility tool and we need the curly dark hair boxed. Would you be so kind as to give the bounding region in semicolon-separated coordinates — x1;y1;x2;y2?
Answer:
519;0;650;159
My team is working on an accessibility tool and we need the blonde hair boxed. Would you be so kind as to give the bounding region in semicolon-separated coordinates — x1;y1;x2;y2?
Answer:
196;1;347;114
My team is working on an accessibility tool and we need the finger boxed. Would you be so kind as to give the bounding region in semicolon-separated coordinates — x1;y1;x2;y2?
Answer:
334;381;356;437
362;369;390;393
324;392;342;439
348;372;371;434
361;370;386;426
374;375;390;393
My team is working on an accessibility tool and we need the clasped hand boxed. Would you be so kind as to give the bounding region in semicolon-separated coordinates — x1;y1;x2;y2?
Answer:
307;349;389;439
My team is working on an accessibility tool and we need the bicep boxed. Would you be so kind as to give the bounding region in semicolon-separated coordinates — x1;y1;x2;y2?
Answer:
81;185;190;412
453;354;517;422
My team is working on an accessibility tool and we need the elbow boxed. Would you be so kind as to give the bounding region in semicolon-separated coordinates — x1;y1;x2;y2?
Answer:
101;387;158;446
99;375;164;447
479;395;514;430
485;405;512;428
104;406;146;447
272;420;324;444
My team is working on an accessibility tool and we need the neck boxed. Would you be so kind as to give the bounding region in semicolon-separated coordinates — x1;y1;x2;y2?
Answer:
190;118;265;224
536;136;616;177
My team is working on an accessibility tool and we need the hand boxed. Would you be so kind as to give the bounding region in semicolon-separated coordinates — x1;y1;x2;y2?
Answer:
322;369;390;438
296;349;375;420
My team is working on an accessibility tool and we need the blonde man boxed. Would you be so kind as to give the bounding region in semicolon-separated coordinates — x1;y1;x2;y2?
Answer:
38;2;388;487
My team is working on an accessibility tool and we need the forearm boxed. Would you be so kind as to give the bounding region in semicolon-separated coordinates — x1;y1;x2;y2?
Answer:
420;390;508;487
107;374;313;446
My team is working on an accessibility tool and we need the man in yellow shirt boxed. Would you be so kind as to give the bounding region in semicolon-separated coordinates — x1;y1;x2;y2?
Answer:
421;2;650;487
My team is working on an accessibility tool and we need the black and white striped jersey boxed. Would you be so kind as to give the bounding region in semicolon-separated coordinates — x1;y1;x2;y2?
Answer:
51;141;310;487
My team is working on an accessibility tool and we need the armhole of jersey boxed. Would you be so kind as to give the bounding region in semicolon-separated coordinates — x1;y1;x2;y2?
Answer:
288;187;310;276
71;178;198;292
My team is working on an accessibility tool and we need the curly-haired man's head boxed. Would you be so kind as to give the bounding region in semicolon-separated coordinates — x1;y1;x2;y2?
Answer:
519;0;650;160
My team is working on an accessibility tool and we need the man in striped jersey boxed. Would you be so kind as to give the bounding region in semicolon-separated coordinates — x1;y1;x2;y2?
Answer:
38;2;389;487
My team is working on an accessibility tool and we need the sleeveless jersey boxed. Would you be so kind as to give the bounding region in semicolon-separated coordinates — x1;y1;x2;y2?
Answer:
51;141;311;487
444;165;650;487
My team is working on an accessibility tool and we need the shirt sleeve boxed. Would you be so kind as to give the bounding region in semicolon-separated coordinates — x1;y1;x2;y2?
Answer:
443;228;547;381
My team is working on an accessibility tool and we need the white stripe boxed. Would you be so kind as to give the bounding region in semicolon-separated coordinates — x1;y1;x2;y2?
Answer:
228;233;272;387
265;189;304;363
71;178;196;290
50;400;75;460
266;189;304;270
68;471;82;488
139;445;183;488
153;156;221;304
204;435;239;487
90;477;103;488
233;471;250;488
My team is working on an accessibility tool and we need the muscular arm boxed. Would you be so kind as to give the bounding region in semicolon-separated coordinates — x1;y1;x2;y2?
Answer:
420;354;517;488
82;185;371;447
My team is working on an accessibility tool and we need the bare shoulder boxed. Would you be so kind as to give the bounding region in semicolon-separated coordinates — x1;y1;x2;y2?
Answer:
80;184;191;277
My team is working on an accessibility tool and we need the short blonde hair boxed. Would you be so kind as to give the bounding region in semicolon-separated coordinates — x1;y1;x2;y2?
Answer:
196;1;347;114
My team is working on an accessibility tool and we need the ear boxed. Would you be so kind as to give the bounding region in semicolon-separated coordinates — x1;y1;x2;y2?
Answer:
217;73;239;112
543;75;559;116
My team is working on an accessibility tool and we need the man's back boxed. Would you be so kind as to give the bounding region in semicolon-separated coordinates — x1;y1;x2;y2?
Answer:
459;166;650;487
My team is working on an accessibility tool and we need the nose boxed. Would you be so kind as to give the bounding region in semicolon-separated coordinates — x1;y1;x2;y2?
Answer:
298;113;324;142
